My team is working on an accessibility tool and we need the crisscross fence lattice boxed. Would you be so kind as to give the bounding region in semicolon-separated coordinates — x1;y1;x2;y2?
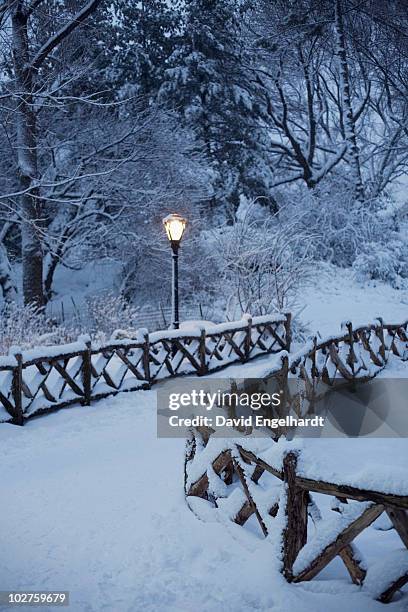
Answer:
291;318;408;388
185;431;408;604
184;318;408;604
0;313;290;424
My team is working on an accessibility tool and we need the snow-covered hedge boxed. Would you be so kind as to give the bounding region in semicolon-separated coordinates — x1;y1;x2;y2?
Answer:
353;240;408;288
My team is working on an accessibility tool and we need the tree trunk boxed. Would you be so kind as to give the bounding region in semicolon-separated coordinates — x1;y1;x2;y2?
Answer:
43;253;58;303
0;222;17;303
0;244;17;303
334;0;364;202
11;5;44;308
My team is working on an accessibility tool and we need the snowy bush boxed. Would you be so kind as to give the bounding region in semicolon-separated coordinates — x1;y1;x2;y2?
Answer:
215;203;314;318
0;294;150;354
0;295;149;355
353;241;408;288
86;293;142;341
279;184;399;268
0;303;78;354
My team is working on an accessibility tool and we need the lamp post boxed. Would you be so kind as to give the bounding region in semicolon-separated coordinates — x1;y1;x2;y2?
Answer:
163;213;187;329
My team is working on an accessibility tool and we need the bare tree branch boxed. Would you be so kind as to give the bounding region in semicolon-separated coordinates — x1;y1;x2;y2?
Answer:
30;0;103;71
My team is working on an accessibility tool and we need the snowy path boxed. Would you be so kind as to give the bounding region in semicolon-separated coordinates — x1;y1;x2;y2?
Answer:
300;264;408;337
1;367;407;611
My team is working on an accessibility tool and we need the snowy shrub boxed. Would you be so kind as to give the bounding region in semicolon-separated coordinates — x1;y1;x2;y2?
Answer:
215;203;314;318
353;240;408;287
86;293;142;341
279;183;398;268
0;302;78;354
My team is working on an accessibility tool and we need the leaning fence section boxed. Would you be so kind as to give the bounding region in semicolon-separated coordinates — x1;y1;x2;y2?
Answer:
0;313;291;425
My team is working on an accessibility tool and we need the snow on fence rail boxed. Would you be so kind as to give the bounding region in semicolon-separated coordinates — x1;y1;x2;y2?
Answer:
259;318;408;395
184;318;408;604
185;433;408;604
0;313;291;425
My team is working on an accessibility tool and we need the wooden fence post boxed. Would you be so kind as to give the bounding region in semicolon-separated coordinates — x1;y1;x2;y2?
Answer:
284;312;292;352
245;316;252;361
199;328;207;376
311;336;318;379
275;354;291;437
375;317;387;362
82;339;92;406
282;451;308;580
346;321;356;377
142;331;151;387
12;351;23;426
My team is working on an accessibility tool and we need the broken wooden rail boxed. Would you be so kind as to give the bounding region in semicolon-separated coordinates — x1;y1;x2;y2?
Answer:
0;313;290;425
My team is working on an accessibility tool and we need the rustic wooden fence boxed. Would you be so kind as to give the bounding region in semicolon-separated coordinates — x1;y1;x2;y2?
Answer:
185;433;408;604
0;313;290;425
290;317;408;385
184;317;408;604
245;318;408;418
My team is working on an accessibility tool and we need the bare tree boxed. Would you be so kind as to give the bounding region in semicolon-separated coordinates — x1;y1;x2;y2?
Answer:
334;0;364;201
1;0;103;307
245;1;352;191
242;0;408;205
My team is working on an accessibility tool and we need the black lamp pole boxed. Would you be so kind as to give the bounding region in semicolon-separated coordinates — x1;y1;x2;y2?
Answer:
171;241;180;329
163;212;186;331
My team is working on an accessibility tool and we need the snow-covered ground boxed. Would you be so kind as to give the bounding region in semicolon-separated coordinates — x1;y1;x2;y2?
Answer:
1;364;407;612
300;263;408;337
1;267;407;612
47;260;122;324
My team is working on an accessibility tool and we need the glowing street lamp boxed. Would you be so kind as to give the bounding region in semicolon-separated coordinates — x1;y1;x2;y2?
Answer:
163;213;187;329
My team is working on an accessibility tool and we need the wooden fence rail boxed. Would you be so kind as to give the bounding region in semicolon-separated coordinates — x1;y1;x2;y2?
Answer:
0;313;290;425
185;433;408;604
184;317;408;604
241;318;408;414
290;317;408;382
